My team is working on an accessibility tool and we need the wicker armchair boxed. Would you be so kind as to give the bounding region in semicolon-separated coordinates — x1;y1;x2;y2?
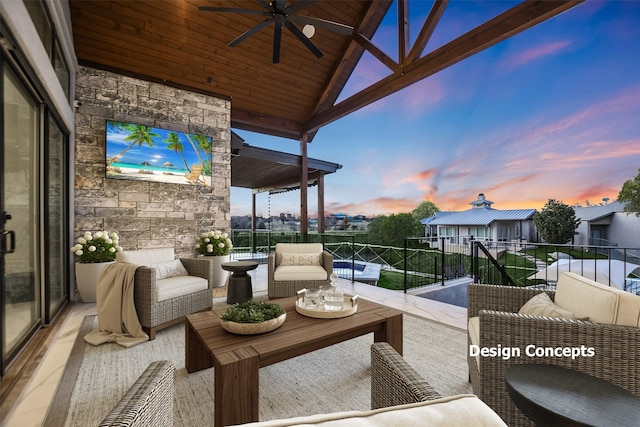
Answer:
267;243;333;298
100;360;174;427
467;283;640;426
371;342;441;409
117;248;214;339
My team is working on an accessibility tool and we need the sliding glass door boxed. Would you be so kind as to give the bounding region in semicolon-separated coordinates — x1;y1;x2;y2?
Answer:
1;64;41;367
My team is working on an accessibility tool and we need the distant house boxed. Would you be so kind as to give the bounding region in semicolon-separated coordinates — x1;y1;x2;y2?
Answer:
573;201;640;248
421;193;539;245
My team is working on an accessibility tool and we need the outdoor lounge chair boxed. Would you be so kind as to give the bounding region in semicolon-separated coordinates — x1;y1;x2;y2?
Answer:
467;273;640;426
267;243;333;298
116;248;215;339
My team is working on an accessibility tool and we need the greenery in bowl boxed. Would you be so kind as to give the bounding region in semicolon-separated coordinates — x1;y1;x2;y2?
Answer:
221;300;285;323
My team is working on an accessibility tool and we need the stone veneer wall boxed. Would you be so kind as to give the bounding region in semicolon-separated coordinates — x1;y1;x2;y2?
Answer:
73;66;231;261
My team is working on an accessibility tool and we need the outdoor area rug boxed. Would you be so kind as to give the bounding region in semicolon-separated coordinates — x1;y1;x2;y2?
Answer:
44;308;471;426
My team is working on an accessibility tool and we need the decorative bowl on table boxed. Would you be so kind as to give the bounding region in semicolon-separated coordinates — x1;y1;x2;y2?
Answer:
219;300;286;335
295;289;359;319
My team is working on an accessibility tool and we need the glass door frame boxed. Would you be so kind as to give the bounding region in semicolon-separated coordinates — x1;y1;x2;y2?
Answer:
42;113;69;324
1;56;43;375
0;27;70;377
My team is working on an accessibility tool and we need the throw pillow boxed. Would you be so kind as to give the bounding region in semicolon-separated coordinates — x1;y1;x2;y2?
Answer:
279;252;321;266
519;292;589;320
152;259;189;280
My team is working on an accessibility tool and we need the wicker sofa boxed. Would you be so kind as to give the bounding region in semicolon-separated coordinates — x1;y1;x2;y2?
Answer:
116;248;214;339
468;272;640;426
99;346;505;427
267;243;333;298
239;342;506;426
100;360;174;427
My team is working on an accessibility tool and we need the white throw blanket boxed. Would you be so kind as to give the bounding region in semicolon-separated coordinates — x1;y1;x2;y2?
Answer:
84;262;149;347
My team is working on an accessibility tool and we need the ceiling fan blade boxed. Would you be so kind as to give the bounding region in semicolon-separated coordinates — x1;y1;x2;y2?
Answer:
273;18;283;63
229;19;273;47
198;6;268;16
284;20;323;58
288;15;354;35
256;0;276;13
285;0;320;14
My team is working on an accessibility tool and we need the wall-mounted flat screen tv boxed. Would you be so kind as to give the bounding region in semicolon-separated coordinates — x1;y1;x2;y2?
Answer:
105;119;213;186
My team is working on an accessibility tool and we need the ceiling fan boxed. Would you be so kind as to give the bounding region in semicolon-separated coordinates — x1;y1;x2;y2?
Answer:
199;0;354;63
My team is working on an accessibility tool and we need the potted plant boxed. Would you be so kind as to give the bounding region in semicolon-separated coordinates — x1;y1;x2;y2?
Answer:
219;300;286;335
71;231;123;302
195;230;233;287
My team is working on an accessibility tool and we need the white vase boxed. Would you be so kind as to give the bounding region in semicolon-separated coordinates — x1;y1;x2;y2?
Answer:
202;254;231;287
75;261;115;302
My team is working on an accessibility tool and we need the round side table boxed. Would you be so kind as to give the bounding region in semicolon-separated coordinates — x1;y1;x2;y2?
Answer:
505;364;640;426
222;261;259;304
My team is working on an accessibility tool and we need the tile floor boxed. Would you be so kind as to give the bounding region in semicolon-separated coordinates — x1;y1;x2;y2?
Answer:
2;265;467;426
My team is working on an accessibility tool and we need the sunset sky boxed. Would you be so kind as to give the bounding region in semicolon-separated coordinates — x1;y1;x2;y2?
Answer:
230;1;640;218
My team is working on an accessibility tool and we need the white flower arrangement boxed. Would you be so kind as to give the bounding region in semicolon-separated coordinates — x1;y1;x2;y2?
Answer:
195;230;233;256
70;231;123;263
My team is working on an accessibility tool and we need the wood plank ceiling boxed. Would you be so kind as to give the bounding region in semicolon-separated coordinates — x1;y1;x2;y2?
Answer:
69;0;584;142
69;0;389;140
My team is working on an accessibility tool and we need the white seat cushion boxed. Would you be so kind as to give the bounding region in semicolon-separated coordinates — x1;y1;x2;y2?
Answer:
156;276;208;302
117;248;175;265
238;394;507;427
273;265;328;281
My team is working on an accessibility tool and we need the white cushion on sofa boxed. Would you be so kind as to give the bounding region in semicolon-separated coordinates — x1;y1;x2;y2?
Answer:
555;272;621;324
157;276;208;301
273;265;328;281
519;292;589;320
280;252;322;266
616;288;640;327
117;248;175;265
275;243;324;265
151;259;189;280
237;394;507;427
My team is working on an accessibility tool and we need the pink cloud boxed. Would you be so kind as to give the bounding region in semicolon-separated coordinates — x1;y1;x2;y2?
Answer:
328;197;419;216
400;168;438;185
501;40;572;71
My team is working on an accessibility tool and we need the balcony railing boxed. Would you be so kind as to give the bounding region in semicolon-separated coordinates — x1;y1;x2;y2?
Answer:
230;230;640;295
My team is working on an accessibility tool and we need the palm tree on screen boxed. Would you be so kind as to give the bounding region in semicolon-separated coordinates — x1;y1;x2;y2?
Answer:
108;124;160;164
191;133;213;174
184;133;205;166
164;132;190;171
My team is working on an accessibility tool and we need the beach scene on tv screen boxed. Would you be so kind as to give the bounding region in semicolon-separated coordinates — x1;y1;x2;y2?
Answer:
105;120;213;186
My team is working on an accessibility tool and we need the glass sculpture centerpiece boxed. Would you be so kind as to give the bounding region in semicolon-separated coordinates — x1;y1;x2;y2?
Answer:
322;272;344;311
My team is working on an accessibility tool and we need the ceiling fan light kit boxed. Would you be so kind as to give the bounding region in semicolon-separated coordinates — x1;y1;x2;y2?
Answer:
199;0;353;63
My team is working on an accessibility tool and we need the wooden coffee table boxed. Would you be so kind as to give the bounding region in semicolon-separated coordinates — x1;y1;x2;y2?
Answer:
185;295;403;427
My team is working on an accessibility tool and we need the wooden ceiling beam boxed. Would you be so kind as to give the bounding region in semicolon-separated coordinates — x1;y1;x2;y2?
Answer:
308;1;393;127
353;32;398;72
232;108;302;140
303;0;584;135
398;0;410;67
406;0;448;64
